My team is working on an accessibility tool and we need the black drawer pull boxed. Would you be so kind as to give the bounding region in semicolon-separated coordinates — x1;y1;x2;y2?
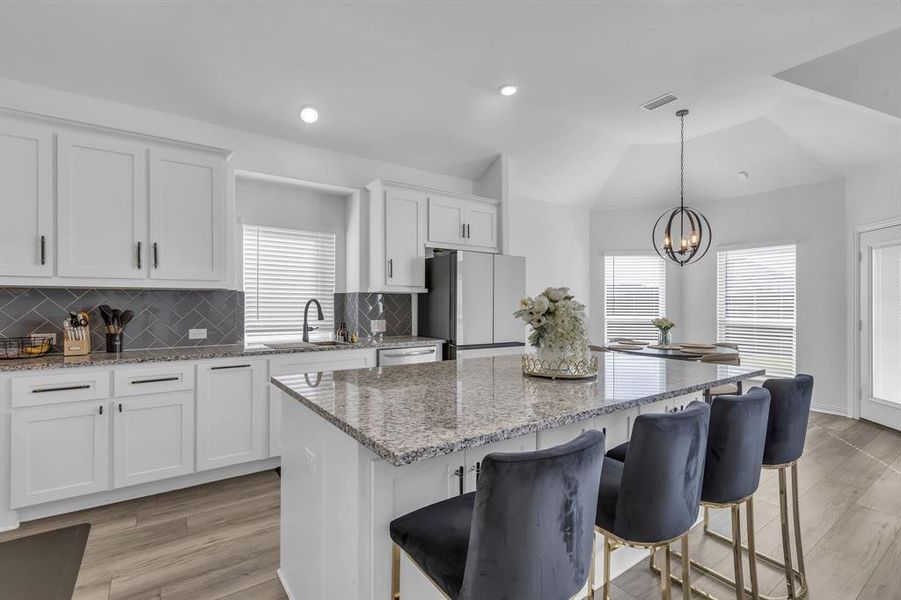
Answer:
211;364;252;370
40;235;46;265
32;384;91;394
131;376;180;384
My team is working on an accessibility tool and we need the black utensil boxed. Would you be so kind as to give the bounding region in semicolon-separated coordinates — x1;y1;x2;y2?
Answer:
119;310;134;329
111;309;121;330
98;305;113;327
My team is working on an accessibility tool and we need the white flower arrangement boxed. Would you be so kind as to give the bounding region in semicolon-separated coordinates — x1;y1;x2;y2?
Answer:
514;287;590;358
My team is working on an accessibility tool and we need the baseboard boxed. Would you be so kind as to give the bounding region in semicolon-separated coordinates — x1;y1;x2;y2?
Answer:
277;568;296;600
0;520;20;533
810;404;849;417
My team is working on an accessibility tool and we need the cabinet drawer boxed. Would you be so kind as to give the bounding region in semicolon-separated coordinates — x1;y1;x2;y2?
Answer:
114;364;195;397
11;370;111;408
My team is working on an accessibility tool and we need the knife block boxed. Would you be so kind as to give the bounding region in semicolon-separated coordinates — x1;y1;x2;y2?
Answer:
63;335;91;357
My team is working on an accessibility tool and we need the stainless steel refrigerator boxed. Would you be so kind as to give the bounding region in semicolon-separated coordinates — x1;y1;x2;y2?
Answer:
418;251;526;360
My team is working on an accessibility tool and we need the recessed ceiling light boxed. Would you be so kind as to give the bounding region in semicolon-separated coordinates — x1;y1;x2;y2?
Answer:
499;84;518;96
737;171;749;180
299;105;319;124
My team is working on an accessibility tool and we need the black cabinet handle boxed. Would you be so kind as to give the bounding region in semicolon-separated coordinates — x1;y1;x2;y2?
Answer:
388;258;393;278
99;404;103;415
471;461;482;485
153;242;159;268
211;364;251;370
453;466;464;495
40;235;46;265
136;241;142;269
131;376;179;384
461;223;466;238
466;223;470;239
118;403;123;413
33;384;91;394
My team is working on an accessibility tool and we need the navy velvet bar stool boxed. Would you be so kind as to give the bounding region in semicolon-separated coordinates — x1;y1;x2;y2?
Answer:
701;374;815;600
389;430;605;600
591;401;710;600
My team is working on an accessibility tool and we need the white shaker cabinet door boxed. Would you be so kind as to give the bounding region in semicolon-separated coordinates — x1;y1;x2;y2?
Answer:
0;118;53;276
384;188;425;289
149;148;226;281
196;361;265;471
10;401;111;508
57;132;148;279
113;391;195;488
427;195;465;245
463;200;498;250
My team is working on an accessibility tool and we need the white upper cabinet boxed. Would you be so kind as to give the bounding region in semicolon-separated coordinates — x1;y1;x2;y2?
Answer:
0;118;54;276
149;148;226;281
425;193;499;252
463;201;498;249
427;194;466;245
0;113;232;288
384;187;426;289
57;132;148;279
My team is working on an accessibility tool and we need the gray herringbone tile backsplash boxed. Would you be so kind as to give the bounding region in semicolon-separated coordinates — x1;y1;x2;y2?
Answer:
0;287;243;353
334;292;412;337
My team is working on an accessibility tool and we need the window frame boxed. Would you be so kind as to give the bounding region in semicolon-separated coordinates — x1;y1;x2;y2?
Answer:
603;251;668;343
716;241;797;378
242;223;337;345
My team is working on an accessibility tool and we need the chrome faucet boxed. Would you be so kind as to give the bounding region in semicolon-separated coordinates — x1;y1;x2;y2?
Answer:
302;298;324;342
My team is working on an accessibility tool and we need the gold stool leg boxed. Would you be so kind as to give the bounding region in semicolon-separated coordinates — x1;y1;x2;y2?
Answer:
588;535;597;600
681;534;691;600
746;497;760;600
791;464;807;590
603;536;612;600
662;543;674;600
391;544;401;600
778;468;796;598
731;504;745;600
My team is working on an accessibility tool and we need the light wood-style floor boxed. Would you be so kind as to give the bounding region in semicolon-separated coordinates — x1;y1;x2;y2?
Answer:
1;412;899;600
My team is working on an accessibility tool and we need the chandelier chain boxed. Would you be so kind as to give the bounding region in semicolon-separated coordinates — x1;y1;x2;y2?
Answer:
680;112;685;209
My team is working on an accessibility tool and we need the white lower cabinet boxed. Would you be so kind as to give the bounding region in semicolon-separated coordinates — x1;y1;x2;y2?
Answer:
10;401;110;508
463;434;536;493
196;360;266;471
113;391;195;488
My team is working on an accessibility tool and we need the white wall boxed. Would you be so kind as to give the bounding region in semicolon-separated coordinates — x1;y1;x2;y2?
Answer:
588;208;685;344
507;194;591;316
590;180;848;413
235;176;349;291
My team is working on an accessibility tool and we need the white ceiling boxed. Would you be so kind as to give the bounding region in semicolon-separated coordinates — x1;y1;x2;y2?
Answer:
1;1;899;208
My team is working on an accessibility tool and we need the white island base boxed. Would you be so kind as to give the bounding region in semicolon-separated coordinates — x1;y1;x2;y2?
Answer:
277;390;702;600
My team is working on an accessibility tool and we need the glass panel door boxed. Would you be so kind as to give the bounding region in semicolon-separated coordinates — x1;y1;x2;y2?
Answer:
861;224;901;431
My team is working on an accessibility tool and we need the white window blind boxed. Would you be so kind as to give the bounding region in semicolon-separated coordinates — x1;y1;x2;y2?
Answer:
717;244;796;377
604;254;667;342
243;225;336;344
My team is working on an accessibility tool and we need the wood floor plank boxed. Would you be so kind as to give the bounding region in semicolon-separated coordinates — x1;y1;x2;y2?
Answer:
218;577;288;600
856;531;901;600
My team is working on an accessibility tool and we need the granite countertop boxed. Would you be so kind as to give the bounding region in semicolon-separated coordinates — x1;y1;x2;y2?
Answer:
271;353;764;466
0;336;445;372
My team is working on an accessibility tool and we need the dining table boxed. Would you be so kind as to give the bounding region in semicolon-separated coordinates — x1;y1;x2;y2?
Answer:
596;341;738;361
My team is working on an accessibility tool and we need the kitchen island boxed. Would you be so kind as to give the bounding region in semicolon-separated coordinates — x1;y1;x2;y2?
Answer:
271;352;764;600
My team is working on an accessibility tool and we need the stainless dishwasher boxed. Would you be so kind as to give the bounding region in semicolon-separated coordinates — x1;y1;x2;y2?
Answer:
377;345;439;366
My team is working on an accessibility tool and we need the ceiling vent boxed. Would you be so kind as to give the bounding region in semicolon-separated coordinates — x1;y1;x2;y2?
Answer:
640;92;678;111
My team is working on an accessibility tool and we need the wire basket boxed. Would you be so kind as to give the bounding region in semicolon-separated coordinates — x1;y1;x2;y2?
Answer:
0;337;53;360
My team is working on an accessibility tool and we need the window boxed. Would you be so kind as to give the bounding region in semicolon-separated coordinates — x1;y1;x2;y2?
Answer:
717;244;796;377
604;254;667;342
243;225;336;344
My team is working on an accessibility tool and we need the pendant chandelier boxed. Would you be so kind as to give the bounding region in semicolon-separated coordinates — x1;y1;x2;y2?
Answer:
652;109;711;266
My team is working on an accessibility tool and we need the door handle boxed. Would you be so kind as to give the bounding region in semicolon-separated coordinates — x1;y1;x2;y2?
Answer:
465;223;470;239
40;235;46;265
388;258;393;278
153;242;159;269
118;403;123;413
99;404;104;415
461;223;466;238
136;241;142;269
32;384;92;394
130;376;180;384
453;466;465;495
469;461;482;485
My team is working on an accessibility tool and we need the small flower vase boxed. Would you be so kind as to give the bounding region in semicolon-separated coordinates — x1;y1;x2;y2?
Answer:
657;329;672;346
